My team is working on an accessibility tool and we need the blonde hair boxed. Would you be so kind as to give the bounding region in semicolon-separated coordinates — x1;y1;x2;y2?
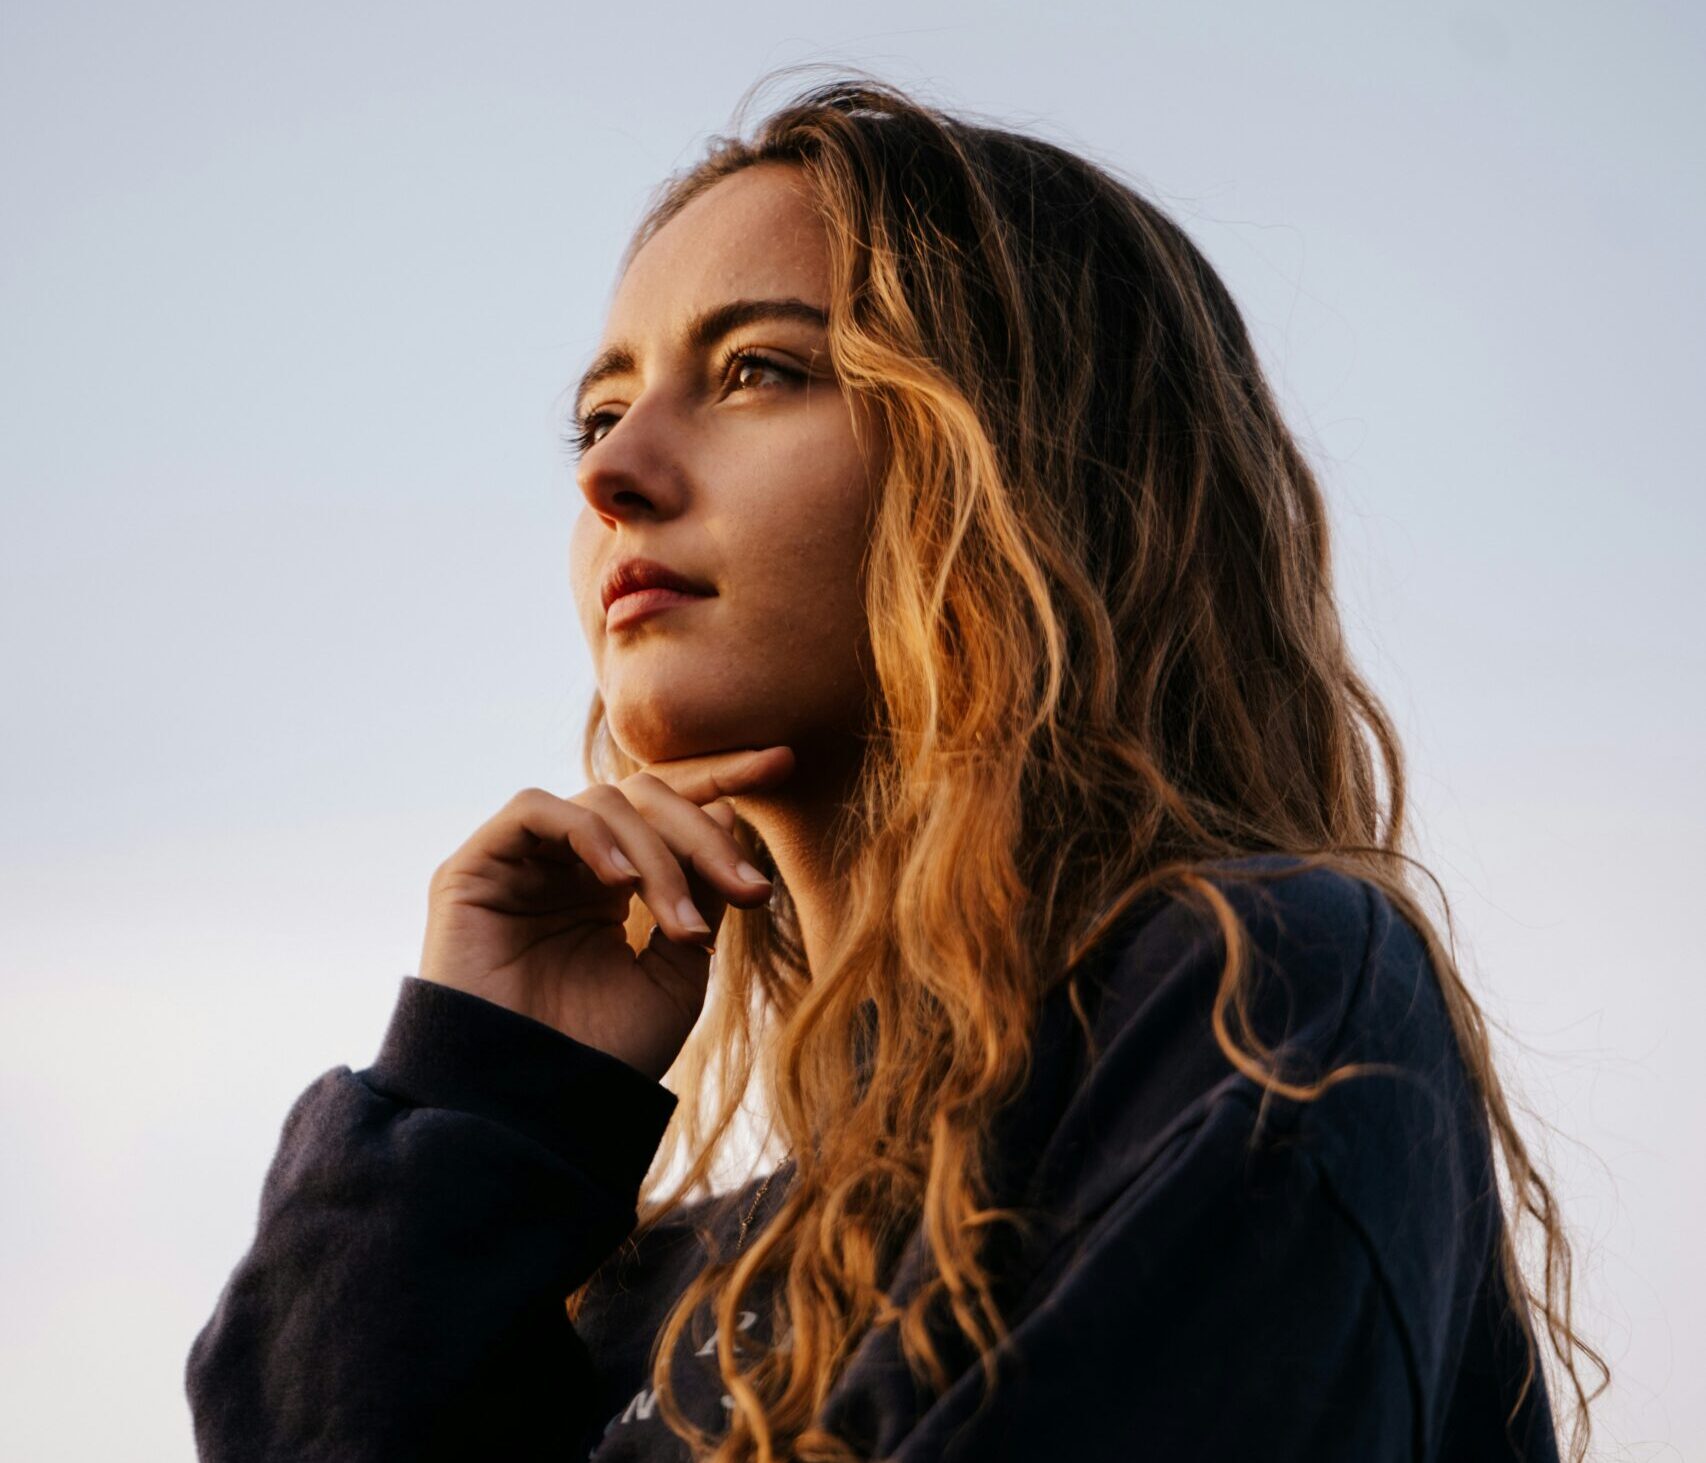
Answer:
567;70;1606;1463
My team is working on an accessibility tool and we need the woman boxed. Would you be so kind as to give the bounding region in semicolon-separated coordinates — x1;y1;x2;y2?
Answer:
184;75;1604;1462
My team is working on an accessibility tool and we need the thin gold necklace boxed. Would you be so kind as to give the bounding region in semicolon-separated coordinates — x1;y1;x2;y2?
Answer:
736;1165;786;1252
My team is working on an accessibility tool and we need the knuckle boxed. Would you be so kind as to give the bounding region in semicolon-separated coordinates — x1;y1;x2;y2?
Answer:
428;862;470;898
577;783;627;812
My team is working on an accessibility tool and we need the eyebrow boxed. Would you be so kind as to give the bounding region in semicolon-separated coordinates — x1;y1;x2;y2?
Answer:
571;296;830;418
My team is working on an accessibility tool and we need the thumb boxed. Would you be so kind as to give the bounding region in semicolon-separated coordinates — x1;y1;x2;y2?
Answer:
645;745;796;807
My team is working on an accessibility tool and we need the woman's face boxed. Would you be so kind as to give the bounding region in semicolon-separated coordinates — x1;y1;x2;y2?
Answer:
569;163;880;771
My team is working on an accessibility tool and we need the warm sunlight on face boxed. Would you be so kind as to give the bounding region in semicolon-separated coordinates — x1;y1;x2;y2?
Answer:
568;163;880;771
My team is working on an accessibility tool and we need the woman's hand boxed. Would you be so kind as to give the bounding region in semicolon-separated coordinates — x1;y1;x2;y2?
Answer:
417;746;794;1082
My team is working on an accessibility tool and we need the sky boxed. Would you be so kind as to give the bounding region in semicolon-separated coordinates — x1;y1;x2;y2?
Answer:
2;1;1700;1458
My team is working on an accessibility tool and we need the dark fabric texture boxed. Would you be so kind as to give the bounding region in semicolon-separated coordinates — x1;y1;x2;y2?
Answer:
185;854;1561;1462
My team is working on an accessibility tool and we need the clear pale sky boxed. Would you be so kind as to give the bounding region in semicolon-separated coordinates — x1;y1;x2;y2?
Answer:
2;3;1699;1458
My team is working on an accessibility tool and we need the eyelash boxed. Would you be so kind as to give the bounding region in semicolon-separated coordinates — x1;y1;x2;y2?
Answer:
563;347;802;458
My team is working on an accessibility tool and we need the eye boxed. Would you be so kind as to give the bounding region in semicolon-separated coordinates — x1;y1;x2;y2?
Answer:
562;350;805;460
563;410;615;458
720;348;802;396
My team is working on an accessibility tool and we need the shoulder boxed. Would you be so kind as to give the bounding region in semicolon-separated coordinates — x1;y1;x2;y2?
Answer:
1083;851;1435;1094
988;859;1516;1461
1052;853;1488;1226
1049;852;1499;1361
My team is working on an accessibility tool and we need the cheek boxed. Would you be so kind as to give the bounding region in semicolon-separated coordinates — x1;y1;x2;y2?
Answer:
725;471;870;665
568;513;601;611
568;508;595;571
759;431;873;583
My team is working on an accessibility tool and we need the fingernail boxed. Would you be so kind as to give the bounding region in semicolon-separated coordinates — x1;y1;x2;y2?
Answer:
611;847;640;877
734;860;770;886
677;896;711;934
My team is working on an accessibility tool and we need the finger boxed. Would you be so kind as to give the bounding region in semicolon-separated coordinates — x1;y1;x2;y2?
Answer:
618;773;774;908
576;784;724;945
699;803;760;927
646;856;728;957
642;857;735;974
459;788;642;890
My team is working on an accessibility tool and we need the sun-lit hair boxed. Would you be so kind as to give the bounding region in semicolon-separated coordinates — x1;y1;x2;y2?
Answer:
567;68;1605;1463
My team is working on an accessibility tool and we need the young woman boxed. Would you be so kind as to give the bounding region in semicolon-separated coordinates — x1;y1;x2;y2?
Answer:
185;76;1604;1462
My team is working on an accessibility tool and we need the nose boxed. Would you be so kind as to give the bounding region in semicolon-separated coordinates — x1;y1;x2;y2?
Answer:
575;391;692;528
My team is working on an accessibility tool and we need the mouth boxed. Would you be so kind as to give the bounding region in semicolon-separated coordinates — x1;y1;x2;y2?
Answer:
600;555;716;611
605;585;715;632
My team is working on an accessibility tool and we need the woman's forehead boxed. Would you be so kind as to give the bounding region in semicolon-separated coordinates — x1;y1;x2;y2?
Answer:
606;165;828;330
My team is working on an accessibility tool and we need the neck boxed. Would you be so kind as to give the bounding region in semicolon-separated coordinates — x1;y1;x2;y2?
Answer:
731;733;864;979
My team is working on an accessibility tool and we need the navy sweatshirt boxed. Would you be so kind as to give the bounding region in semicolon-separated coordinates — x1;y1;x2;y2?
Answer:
185;854;1561;1461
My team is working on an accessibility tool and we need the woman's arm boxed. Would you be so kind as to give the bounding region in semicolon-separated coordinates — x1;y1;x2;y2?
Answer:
185;975;679;1462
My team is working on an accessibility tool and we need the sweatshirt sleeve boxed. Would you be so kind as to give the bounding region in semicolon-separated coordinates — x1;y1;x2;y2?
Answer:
881;1089;1420;1463
185;975;680;1463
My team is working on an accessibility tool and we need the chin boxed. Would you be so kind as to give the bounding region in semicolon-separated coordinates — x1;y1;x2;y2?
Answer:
604;695;725;769
607;680;803;773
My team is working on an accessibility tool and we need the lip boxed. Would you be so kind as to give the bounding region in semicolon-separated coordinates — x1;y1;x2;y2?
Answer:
600;555;715;612
605;585;714;632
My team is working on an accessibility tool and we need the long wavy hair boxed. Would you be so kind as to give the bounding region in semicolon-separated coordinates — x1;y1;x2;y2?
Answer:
563;70;1606;1463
